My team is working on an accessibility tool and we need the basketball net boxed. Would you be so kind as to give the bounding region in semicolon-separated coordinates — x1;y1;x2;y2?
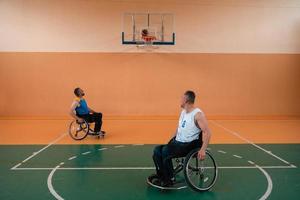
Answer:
137;35;159;51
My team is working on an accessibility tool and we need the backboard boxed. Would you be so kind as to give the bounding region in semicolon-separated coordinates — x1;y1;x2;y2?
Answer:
122;13;175;45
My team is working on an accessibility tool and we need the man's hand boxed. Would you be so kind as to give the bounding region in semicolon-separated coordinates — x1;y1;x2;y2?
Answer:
77;118;84;123
198;148;206;160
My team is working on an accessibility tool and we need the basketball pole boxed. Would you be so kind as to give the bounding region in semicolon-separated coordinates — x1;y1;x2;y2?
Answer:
161;15;165;42
132;14;136;42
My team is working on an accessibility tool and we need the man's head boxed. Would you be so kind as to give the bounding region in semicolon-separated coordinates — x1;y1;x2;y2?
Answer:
181;90;196;108
74;87;85;98
141;29;149;36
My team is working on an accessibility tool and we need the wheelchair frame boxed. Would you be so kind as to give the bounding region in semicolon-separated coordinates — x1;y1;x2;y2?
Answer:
69;119;104;140
149;148;218;192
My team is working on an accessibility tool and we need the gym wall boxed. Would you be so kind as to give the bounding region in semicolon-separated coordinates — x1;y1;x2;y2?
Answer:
1;0;300;119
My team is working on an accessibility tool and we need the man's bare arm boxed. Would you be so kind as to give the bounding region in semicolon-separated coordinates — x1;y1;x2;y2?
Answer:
70;101;83;121
195;112;211;160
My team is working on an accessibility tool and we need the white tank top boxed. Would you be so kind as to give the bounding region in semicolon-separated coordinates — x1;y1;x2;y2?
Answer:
175;108;202;143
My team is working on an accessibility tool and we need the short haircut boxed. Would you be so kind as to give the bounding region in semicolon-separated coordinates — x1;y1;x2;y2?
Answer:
74;87;81;97
142;29;148;35
184;90;196;104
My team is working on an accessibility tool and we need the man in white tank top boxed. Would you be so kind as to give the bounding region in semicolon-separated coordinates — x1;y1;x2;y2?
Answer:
149;91;212;187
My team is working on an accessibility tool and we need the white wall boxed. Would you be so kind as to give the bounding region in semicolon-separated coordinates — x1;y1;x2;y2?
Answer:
0;0;300;53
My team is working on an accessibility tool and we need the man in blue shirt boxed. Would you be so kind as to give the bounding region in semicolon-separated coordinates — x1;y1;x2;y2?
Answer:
70;87;104;134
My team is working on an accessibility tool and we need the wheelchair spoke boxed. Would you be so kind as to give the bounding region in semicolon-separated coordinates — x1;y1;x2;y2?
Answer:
184;150;218;191
69;120;89;140
188;165;194;176
195;156;198;173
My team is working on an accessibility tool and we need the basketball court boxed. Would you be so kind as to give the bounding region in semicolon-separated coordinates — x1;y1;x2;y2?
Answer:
0;0;300;200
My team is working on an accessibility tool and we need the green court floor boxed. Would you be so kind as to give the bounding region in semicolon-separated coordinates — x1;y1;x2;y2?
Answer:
1;144;299;200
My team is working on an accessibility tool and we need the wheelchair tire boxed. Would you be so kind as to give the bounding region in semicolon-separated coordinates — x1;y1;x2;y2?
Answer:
69;120;89;140
184;148;218;192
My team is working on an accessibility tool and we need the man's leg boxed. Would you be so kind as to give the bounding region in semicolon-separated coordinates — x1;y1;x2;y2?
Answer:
78;113;102;133
87;112;102;133
157;136;203;186
152;137;177;179
161;146;174;184
152;145;164;178
151;138;194;186
161;140;189;185
93;112;102;133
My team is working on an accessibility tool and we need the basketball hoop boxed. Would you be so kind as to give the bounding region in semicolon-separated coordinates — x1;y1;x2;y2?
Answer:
142;35;156;43
122;12;175;47
137;35;159;50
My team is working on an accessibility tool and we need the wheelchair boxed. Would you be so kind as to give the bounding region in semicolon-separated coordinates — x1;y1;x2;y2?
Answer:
69;119;105;140
147;148;218;192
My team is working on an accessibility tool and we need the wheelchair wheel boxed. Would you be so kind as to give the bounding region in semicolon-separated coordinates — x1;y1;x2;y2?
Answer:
184;149;218;192
69;120;89;140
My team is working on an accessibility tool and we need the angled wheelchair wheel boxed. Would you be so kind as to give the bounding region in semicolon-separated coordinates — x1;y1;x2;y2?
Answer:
69;120;89;140
184;149;218;192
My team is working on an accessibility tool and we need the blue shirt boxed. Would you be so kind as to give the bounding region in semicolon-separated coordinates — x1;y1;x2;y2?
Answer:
75;98;89;115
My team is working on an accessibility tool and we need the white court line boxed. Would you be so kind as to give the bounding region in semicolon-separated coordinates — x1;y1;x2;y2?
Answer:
82;151;91;155
11;165;297;171
257;164;273;200
98;148;108;151
114;145;125;148
211;121;293;166
12;163;22;169
218;150;227;154
68;156;77;161
11;132;67;170
248;161;255;165
47;164;64;200
233;155;242;159
147;179;187;190
246;160;273;200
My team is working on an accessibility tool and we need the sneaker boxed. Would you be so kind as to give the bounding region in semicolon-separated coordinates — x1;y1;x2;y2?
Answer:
148;174;162;186
171;177;176;183
89;131;98;135
148;174;160;181
93;131;105;135
160;179;174;187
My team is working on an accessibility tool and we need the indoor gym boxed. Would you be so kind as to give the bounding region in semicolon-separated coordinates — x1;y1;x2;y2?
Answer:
0;0;300;200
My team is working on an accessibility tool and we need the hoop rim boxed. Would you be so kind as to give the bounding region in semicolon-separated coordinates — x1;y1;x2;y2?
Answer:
142;35;157;41
122;32;175;45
